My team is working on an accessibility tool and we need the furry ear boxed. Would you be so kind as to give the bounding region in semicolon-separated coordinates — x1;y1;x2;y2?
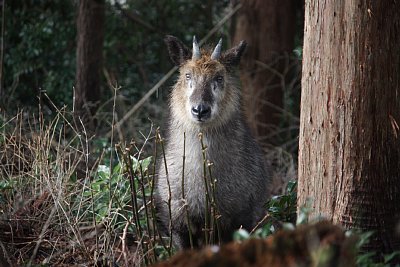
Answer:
164;35;191;66
221;40;247;68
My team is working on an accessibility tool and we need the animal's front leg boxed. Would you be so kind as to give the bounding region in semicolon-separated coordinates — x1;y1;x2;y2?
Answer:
171;227;191;250
173;216;208;249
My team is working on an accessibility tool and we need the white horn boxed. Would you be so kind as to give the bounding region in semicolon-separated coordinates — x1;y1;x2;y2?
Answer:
211;38;222;60
192;36;201;60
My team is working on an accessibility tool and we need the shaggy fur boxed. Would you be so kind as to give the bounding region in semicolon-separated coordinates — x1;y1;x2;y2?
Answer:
155;35;270;249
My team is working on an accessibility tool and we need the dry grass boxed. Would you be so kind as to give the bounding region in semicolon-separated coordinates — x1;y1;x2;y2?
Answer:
0;108;161;266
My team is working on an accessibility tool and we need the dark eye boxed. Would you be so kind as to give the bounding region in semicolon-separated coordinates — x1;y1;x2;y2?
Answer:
216;75;224;84
185;73;191;80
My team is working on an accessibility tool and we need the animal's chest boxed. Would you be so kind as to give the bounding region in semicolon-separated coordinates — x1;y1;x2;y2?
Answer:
165;134;233;215
170;135;231;181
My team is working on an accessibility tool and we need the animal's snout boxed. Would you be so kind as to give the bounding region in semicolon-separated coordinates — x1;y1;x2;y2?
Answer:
191;104;211;121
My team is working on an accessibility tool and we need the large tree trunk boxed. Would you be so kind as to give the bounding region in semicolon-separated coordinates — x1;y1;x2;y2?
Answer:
232;0;297;144
74;0;105;130
298;0;400;258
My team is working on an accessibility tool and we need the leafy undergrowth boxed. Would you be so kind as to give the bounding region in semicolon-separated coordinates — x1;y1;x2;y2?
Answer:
0;110;163;266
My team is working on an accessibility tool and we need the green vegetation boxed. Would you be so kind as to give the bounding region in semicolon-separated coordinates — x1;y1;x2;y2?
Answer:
3;1;76;106
2;1;229;114
0;111;161;265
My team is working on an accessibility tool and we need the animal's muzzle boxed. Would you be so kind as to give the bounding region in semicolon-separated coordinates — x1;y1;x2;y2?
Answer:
191;104;211;121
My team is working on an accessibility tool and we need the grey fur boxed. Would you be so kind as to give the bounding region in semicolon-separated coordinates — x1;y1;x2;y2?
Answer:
155;36;270;250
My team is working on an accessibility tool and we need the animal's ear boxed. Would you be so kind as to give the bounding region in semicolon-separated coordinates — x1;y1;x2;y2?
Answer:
164;35;191;66
221;40;247;68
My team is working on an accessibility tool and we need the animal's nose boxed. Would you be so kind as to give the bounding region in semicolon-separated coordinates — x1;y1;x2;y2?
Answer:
191;104;211;119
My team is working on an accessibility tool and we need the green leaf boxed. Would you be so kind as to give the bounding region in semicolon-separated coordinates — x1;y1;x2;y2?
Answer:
357;231;375;248
139;156;153;172
113;162;122;174
282;223;295;230
356;252;376;265
97;164;110;175
384;251;400;263
0;180;14;190
296;208;309;225
287;180;297;193
233;228;250;241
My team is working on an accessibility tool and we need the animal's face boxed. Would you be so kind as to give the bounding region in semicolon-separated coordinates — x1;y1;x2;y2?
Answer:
180;59;227;124
165;35;247;128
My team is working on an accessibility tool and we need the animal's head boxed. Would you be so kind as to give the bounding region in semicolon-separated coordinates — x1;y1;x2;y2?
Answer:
165;35;247;128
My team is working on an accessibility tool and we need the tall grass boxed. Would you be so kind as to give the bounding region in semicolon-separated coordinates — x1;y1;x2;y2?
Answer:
0;106;162;266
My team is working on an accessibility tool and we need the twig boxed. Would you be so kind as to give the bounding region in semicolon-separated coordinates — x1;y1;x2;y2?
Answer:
249;213;282;235
181;132;194;248
102;82;120;259
120;219;130;267
149;130;169;255
114;2;159;33
138;160;156;263
28;204;58;266
109;66;177;137
43;93;83;137
42;224;104;265
207;161;221;245
158;129;173;255
118;145;143;246
0;240;13;267
198;3;242;46
199;133;211;245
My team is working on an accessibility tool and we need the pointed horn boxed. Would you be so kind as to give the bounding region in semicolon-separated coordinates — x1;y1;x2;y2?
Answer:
211;38;222;60
192;36;201;60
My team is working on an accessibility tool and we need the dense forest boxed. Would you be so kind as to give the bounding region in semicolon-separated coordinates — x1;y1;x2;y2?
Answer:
0;0;399;266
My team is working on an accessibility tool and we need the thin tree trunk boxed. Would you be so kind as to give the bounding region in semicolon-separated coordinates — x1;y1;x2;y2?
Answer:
74;0;104;130
298;0;400;258
232;0;297;144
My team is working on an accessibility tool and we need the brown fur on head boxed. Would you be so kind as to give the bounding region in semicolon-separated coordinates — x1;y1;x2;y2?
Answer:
164;35;247;130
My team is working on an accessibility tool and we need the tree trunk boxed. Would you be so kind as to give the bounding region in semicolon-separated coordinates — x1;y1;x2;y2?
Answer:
74;0;105;129
232;0;297;144
298;0;400;258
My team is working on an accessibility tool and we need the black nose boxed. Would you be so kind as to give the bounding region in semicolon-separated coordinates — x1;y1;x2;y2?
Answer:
191;104;211;120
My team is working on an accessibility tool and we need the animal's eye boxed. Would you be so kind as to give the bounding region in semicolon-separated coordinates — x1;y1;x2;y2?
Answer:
185;73;191;80
216;76;224;84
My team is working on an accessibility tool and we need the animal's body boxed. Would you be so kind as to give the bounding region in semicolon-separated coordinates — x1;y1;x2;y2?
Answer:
155;35;270;249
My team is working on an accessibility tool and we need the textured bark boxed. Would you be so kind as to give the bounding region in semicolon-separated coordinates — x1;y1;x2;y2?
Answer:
298;0;400;257
74;0;104;128
232;0;297;143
